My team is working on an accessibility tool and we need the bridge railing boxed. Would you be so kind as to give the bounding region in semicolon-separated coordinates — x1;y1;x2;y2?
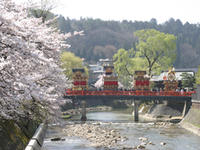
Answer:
65;89;196;97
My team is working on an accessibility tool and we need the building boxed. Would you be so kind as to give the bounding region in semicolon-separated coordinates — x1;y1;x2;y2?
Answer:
88;59;113;87
88;64;104;86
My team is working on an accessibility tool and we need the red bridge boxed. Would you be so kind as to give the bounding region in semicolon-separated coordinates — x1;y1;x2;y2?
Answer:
65;89;195;121
65;68;196;121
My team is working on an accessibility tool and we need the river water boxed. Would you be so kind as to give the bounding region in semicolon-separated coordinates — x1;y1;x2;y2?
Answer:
42;110;200;150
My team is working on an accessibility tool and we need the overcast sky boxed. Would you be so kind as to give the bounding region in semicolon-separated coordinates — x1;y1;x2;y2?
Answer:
16;0;200;24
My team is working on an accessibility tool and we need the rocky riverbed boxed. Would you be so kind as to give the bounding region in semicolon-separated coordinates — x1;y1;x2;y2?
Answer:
44;111;200;150
62;122;128;149
58;122;174;150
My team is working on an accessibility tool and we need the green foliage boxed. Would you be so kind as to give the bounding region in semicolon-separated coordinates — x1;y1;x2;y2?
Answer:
60;51;88;79
113;48;134;76
55;17;200;68
113;29;176;87
134;29;177;76
113;48;133;87
132;56;147;71
29;8;59;29
113;48;146;87
29;8;53;23
28;0;58;23
181;72;195;89
195;65;200;85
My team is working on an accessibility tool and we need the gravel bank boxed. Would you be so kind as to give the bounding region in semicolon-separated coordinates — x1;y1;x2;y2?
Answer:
61;121;173;150
63;122;129;149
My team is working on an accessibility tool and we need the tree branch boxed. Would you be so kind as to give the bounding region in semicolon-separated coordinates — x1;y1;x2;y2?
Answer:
125;63;133;76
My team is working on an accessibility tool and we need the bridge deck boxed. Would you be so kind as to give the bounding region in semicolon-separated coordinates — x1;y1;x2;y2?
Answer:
65;90;195;101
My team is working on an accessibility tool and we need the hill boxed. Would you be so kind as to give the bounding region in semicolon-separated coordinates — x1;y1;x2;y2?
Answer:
57;16;200;68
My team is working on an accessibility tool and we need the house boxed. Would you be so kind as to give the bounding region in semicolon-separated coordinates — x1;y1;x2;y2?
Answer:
88;64;104;86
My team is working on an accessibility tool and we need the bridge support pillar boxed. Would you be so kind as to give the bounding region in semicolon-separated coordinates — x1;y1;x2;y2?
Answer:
81;101;87;121
133;100;139;122
182;100;187;118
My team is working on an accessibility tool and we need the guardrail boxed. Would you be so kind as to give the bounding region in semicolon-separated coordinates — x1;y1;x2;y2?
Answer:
25;120;47;150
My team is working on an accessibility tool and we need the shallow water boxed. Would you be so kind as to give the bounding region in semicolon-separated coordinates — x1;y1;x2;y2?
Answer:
42;111;200;150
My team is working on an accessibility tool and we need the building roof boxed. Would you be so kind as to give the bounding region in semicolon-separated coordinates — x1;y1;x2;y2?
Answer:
72;68;85;73
173;68;198;73
89;64;103;72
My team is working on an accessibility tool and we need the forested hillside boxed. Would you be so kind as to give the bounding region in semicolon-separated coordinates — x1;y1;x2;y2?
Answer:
57;16;200;68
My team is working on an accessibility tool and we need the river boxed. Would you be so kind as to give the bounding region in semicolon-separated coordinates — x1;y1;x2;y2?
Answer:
42;110;200;150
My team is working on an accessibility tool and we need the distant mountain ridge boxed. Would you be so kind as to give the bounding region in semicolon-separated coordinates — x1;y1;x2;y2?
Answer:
57;16;200;68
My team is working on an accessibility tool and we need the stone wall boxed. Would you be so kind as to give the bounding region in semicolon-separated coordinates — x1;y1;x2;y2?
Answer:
0;119;39;150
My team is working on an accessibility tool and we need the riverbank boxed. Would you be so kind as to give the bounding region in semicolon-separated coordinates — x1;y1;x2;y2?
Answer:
180;101;200;136
137;101;200;136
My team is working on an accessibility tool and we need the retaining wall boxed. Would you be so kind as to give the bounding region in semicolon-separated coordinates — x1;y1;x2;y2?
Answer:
25;121;47;150
180;100;200;136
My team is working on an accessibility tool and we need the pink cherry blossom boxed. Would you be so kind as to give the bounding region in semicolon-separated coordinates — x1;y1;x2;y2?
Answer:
0;0;73;120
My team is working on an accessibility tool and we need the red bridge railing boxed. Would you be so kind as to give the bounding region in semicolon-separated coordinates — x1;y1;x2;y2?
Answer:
65;90;196;97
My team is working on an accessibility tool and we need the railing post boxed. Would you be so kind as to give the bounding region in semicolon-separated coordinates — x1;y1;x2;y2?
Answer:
81;100;87;121
133;100;139;122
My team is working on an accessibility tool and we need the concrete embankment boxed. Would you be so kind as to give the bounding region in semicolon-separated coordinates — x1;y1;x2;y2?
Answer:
180;100;200;136
138;101;186;122
25;121;47;150
138;100;200;136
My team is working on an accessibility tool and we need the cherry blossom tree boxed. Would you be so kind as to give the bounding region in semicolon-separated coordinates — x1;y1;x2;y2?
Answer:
27;0;60;23
0;0;75;121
